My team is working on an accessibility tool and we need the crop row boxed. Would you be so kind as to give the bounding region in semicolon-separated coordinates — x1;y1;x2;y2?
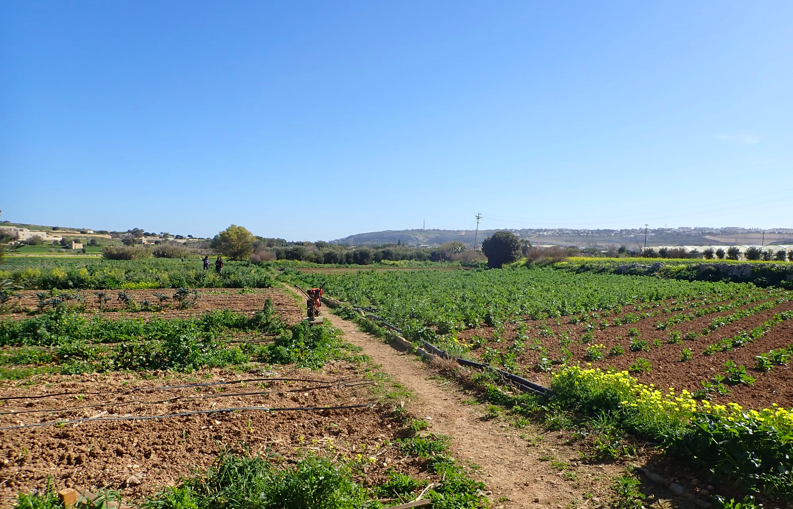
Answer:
0;258;274;290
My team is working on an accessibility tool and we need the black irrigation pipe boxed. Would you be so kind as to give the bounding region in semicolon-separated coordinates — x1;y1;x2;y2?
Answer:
0;402;376;431
0;380;375;416
350;304;553;397
0;376;357;402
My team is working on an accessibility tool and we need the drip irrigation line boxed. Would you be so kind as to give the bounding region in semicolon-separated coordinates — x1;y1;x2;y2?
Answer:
0;376;358;402
0;402;376;431
352;301;553;397
0;380;375;416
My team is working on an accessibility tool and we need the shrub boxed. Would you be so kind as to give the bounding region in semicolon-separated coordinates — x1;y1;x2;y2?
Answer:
102;246;151;260
726;246;741;260
703;248;715;260
152;243;192;259
744;246;763;261
250;250;276;264
715;248;726;260
525;246;569;266
775;250;788;262
26;236;44;246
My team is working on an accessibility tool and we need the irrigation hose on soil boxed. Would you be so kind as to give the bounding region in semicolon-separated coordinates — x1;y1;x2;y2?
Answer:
348;303;553;397
0;402;376;431
0;380;375;416
0;376;364;401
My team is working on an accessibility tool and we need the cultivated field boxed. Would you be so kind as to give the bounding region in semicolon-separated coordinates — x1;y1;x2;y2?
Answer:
287;267;793;501
0;259;489;508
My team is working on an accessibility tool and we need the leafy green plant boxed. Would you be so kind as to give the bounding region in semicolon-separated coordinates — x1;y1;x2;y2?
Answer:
585;344;605;361
628;358;651;373
608;345;624;357
628;339;649;352
609;474;645;509
667;331;682;344
680;348;692;361
722;360;755;386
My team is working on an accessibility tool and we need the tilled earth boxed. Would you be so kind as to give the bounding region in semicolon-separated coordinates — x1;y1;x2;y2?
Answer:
4;288;305;324
460;298;793;409
0;365;425;507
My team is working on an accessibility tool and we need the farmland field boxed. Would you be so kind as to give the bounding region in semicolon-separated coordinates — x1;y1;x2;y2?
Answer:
0;259;490;508
285;267;793;409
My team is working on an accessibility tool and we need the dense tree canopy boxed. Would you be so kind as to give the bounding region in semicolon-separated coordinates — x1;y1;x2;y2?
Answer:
211;225;256;261
481;231;522;268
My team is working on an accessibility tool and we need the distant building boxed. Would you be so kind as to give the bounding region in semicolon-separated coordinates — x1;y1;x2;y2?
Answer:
70;241;83;250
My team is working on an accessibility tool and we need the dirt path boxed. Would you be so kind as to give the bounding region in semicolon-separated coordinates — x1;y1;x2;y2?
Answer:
284;287;622;509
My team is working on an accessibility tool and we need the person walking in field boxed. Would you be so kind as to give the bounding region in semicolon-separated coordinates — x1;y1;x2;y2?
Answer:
215;255;224;274
202;255;210;270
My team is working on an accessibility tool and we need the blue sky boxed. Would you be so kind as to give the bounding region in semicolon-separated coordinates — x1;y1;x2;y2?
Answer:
1;1;791;240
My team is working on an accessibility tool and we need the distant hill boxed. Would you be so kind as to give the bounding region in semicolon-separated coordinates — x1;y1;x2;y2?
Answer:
332;227;793;248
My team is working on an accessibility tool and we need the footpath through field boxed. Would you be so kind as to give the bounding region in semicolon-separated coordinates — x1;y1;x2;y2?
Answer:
284;286;614;508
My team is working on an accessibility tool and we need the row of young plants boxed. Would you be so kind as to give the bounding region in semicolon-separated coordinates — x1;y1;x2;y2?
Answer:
282;267;768;339
0;303;348;376
653;291;781;331
702;310;793;356
0;257;274;290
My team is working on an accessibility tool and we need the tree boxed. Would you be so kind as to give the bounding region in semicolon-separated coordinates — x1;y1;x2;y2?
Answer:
211;225;255;261
481;231;522;268
726;246;741;260
715;248;726;260
27;236;44;246
703;248;715;260
775;250;787;261
121;236;137;247
745;246;762;261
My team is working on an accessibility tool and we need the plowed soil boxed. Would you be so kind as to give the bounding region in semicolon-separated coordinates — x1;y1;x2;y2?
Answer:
0;366;424;507
461;299;793;409
4;288;304;324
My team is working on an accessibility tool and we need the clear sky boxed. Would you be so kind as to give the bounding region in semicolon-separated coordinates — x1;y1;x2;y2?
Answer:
1;1;791;240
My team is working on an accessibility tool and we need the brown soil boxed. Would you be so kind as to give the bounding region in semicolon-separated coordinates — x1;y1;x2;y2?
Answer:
462;299;793;409
0;366;426;507
3;288;304;324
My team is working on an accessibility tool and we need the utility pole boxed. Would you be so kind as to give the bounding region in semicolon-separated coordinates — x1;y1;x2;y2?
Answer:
644;224;648;251
762;230;765;246
473;213;482;250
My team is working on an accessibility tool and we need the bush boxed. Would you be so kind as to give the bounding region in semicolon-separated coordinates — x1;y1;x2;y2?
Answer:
727;246;741;260
745;246;763;261
26;236;44;246
481;231;522;268
715;248;726;260
703;248;715;260
152;243;192;259
102;246;151;260
250;250;276;264
525;246;568;266
775;250;788;261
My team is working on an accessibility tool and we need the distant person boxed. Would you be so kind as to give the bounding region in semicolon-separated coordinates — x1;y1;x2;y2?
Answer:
215;255;224;274
202;255;210;270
